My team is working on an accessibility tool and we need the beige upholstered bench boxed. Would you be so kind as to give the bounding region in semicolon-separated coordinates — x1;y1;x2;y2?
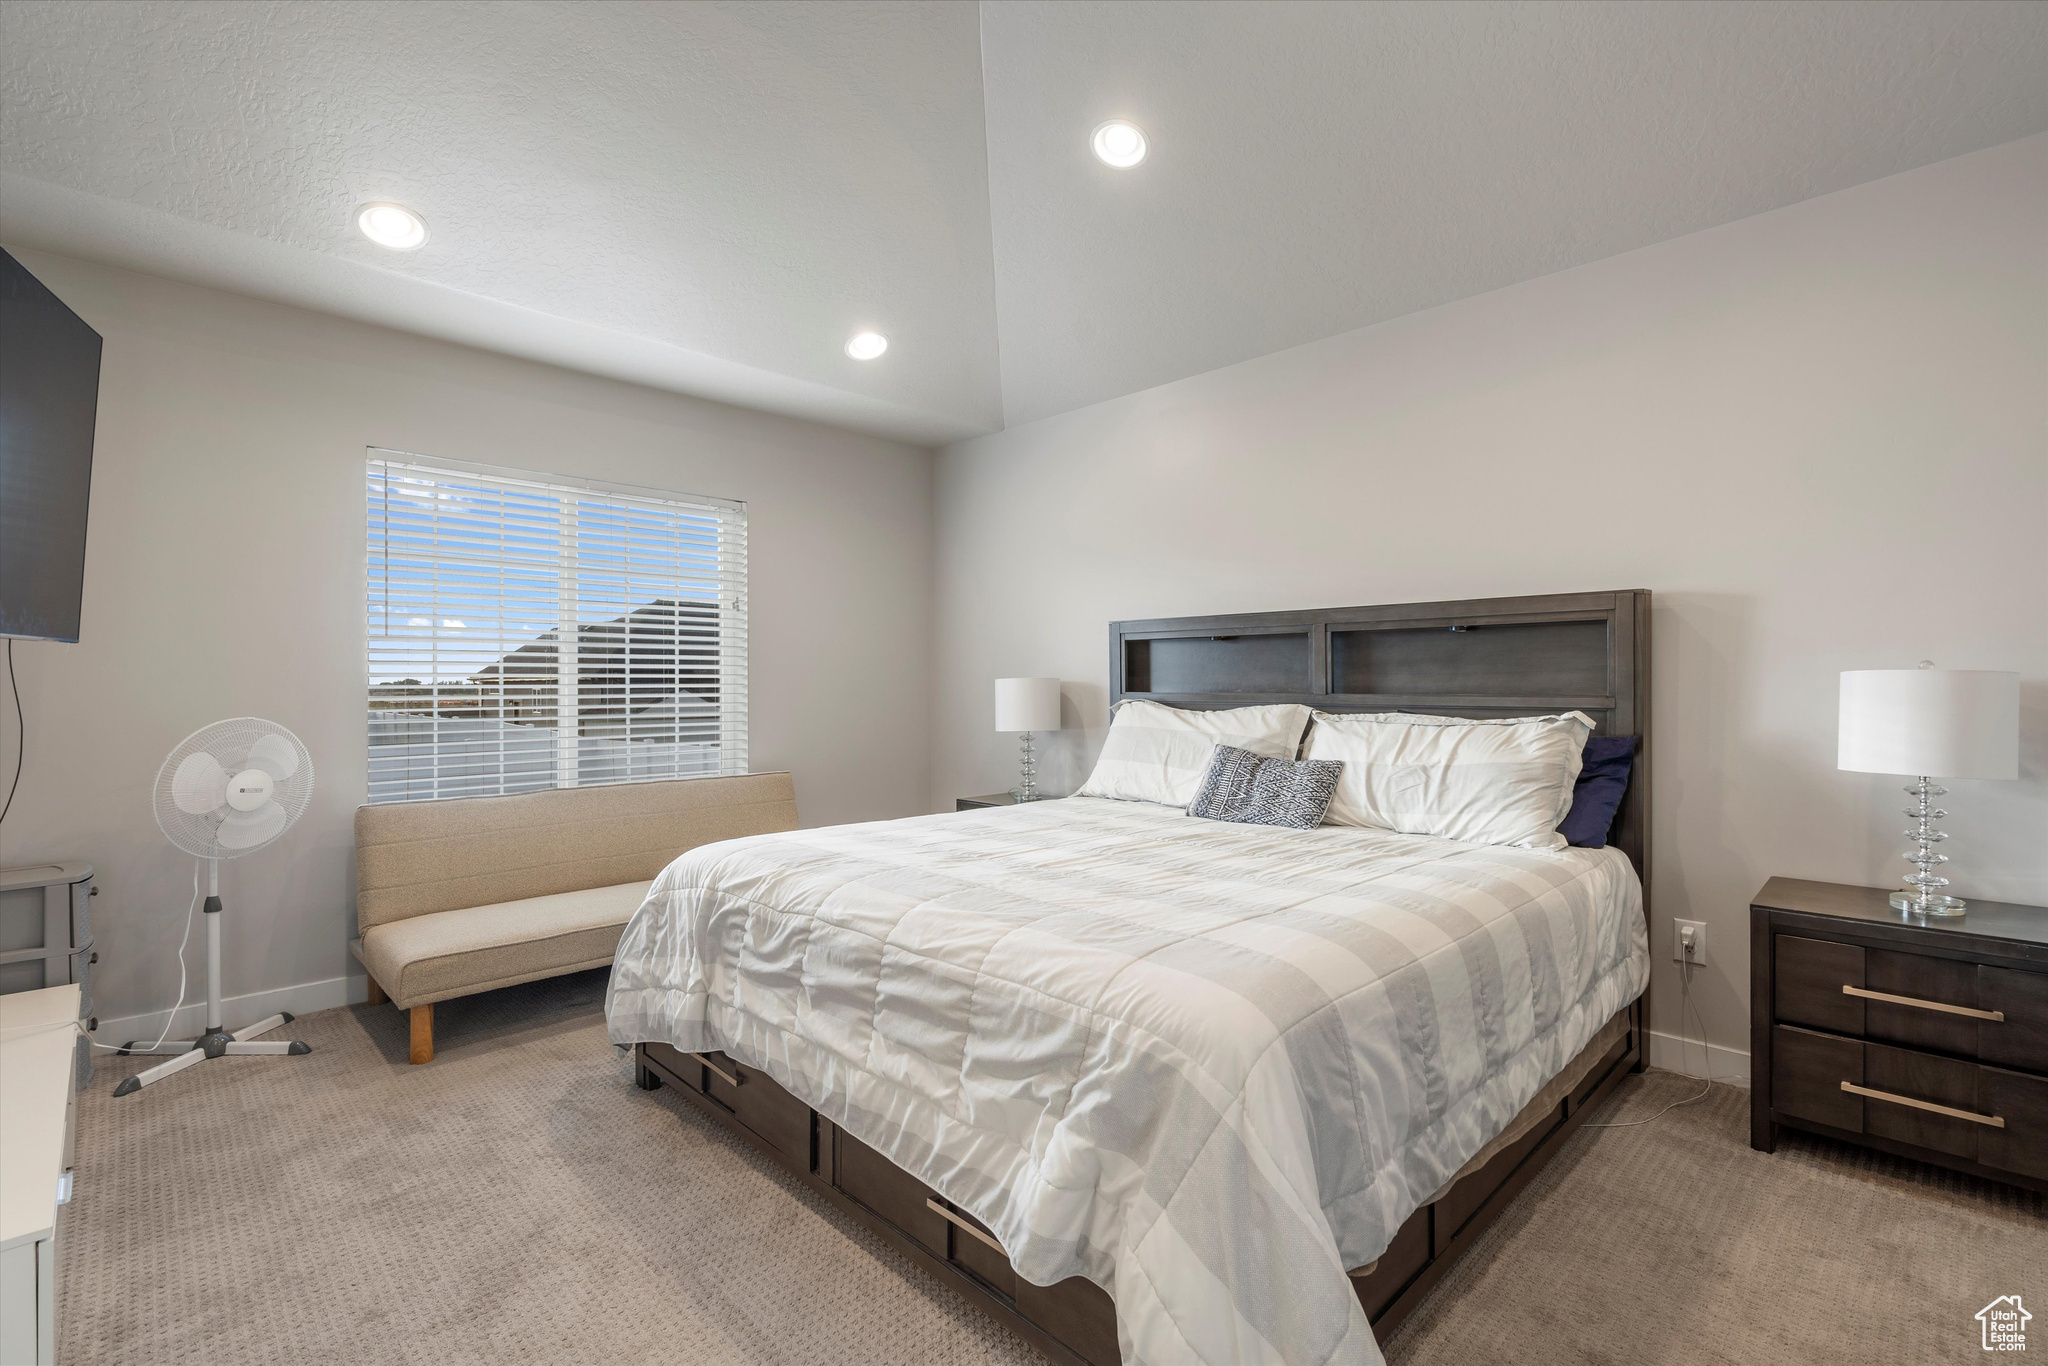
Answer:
351;773;798;1063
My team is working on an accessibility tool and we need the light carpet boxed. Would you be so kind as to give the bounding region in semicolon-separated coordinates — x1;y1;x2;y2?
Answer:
63;972;2042;1364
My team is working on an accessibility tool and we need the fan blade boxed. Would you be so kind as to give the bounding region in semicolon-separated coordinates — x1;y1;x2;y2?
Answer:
217;802;288;851
171;752;229;815
246;733;300;781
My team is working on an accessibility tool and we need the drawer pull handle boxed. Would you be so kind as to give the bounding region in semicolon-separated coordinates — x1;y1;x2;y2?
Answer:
926;1198;1006;1254
690;1053;741;1087
1841;985;2003;1022
1840;1080;2005;1128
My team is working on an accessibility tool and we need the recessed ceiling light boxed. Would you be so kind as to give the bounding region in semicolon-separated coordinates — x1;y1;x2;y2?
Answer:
845;331;888;360
356;202;429;251
1091;121;1147;168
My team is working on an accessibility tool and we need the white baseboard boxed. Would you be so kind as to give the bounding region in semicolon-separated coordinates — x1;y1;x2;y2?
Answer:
1647;1027;1750;1086
91;973;368;1047
96;975;1754;1089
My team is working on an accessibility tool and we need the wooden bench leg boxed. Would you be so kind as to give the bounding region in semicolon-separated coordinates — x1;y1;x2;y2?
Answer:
410;1002;434;1065
365;974;387;1007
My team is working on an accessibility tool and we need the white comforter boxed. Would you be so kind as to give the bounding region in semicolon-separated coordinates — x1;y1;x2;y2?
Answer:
607;796;1647;1365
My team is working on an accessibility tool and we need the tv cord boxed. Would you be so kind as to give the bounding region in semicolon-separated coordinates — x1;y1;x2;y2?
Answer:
1;639;20;826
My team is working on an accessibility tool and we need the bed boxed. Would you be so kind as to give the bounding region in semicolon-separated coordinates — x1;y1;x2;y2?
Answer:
609;590;1652;1366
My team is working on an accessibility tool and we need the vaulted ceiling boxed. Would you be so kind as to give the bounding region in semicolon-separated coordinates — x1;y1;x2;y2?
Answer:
5;1;2046;444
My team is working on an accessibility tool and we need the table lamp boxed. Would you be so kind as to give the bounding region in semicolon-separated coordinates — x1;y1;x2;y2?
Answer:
1838;664;2019;915
995;677;1062;802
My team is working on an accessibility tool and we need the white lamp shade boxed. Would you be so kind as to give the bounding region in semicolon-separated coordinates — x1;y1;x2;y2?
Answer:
995;677;1062;733
1838;669;2019;779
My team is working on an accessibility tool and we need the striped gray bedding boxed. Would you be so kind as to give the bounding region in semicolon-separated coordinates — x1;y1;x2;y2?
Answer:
607;796;1647;1366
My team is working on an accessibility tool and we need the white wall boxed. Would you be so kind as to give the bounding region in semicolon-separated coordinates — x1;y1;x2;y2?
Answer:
933;134;2048;1073
0;250;933;1032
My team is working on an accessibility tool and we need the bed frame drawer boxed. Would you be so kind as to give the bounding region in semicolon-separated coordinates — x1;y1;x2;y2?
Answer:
834;1130;948;1257
701;1051;813;1169
641;1041;704;1092
1773;935;2045;1064
1431;1099;1564;1255
1349;1206;1430;1320
834;1129;1121;1361
1014;1276;1121;1366
929;1198;1014;1296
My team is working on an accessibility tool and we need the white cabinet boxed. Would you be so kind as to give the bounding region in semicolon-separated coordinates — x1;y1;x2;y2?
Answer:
1;984;80;1366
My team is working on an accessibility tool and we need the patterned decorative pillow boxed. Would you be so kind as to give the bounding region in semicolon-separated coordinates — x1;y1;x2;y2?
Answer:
1186;744;1344;829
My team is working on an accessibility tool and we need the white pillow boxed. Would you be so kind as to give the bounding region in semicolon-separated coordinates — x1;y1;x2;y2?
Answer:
1078;700;1313;807
1304;710;1594;849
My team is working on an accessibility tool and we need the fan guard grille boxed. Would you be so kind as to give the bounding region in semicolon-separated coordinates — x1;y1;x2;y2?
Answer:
153;718;316;859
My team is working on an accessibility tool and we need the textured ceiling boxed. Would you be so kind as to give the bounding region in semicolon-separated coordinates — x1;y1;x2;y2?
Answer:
4;1;2046;443
0;0;1002;443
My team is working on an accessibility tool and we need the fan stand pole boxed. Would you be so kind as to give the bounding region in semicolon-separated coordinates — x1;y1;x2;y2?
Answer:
113;859;311;1096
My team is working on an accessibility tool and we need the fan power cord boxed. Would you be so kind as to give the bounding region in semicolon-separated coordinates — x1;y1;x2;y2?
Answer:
93;857;200;1055
1582;954;1716;1129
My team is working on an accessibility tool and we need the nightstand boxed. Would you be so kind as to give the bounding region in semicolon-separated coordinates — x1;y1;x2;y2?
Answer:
956;793;1022;811
1750;877;2048;1192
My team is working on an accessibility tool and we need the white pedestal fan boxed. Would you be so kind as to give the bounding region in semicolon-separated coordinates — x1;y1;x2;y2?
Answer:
113;718;316;1096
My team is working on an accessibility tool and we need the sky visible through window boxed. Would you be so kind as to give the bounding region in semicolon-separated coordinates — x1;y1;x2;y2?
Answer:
367;468;726;684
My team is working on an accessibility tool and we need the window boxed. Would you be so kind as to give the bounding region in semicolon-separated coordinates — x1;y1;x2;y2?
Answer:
366;450;746;803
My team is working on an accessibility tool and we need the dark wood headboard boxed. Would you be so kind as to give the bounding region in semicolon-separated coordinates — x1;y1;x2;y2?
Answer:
1107;590;1652;895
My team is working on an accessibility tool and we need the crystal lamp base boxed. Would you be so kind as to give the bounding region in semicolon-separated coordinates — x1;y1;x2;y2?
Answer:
1891;890;1966;917
1891;777;1966;918
1014;730;1041;802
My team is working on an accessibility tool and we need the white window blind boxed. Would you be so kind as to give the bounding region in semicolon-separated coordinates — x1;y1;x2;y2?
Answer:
366;450;747;804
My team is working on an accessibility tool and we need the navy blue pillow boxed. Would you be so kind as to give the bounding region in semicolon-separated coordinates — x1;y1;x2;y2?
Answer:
1557;736;1636;849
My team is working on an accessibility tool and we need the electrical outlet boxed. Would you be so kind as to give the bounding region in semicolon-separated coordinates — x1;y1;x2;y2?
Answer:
1672;919;1707;967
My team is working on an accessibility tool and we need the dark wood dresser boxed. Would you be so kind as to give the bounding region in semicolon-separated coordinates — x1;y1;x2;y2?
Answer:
1751;877;2048;1191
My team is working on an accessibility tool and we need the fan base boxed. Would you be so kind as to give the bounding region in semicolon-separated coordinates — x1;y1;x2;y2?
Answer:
111;1012;311;1096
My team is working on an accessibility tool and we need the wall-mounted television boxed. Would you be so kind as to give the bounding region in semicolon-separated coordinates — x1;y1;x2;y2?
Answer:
0;247;101;643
